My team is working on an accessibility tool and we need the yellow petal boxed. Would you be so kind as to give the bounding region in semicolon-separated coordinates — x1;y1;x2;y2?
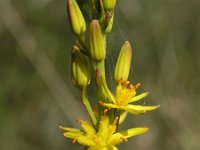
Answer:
97;116;109;138
59;126;81;132
111;146;119;150
119;127;148;139
109;133;124;145
81;120;96;135
100;102;160;115
129;92;149;103
121;104;160;115
118;111;128;124
77;136;96;146
63;131;83;139
99;102;120;109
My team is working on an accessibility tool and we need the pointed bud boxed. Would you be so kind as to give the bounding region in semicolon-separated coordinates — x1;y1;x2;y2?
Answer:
102;0;117;11
88;0;96;12
67;0;86;36
114;41;132;83
104;12;114;33
71;45;90;89
89;20;105;62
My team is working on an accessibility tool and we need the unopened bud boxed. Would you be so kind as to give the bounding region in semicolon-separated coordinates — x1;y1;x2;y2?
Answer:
102;0;117;11
71;46;90;89
104;12;114;33
114;41;132;83
89;20;105;62
67;0;86;36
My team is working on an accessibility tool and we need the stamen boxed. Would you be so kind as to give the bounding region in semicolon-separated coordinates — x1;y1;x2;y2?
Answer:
123;81;130;88
95;137;99;144
72;138;78;144
93;105;98;113
77;118;83;124
135;83;141;89
121;137;128;142
113;116;120;125
103;109;109;115
119;78;123;84
129;84;134;90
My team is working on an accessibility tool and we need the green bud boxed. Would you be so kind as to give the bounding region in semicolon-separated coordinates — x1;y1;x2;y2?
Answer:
88;0;96;12
67;0;86;36
114;41;132;83
89;20;105;62
102;0;117;11
104;12;114;33
71;45;90;89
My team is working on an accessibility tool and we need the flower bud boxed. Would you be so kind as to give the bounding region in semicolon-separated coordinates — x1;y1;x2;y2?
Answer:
89;20;105;62
102;0;117;11
114;41;132;83
71;45;90;89
67;0;86;36
104;12;114;33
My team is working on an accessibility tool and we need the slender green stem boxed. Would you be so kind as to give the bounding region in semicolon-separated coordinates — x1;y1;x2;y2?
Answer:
82;88;97;127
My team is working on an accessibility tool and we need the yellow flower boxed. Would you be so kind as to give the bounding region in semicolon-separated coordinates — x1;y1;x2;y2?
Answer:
100;80;160;115
60;116;148;150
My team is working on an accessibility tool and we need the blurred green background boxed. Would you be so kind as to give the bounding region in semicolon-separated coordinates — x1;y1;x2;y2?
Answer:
0;0;200;150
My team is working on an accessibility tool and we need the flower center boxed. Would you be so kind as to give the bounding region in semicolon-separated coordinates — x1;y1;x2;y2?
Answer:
116;81;136;106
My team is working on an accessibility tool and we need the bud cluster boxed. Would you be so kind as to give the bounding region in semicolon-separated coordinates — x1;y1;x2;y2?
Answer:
67;0;132;87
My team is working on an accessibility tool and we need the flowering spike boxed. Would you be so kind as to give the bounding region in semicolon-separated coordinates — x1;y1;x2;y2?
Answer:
89;20;106;62
62;0;160;149
67;0;86;36
71;45;90;89
114;41;132;83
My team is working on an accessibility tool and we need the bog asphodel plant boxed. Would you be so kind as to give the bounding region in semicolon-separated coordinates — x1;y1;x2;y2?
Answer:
60;0;160;149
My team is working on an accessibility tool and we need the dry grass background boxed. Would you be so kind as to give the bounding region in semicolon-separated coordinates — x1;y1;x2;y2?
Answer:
0;0;200;150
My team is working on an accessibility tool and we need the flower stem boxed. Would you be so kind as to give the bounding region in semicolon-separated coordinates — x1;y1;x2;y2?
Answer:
82;88;97;127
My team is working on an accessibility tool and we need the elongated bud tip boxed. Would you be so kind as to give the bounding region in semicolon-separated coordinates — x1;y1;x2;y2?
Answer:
104;12;114;33
102;0;117;11
89;20;105;62
71;45;90;89
114;41;132;83
67;0;86;36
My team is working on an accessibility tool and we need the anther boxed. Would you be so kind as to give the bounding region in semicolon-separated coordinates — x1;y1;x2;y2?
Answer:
123;81;130;88
103;109;109;115
72;138;78;144
135;83;141;89
121;137;128;142
77;118;83;124
129;84;134;90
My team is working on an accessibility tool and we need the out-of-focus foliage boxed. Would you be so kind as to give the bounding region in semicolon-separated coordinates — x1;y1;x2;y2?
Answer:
0;0;200;150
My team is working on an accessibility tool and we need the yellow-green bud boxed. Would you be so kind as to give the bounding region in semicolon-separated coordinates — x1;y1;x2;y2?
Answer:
102;0;117;11
104;12;114;33
71;45;90;89
67;0;86;36
114;41;132;83
89;20;105;62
